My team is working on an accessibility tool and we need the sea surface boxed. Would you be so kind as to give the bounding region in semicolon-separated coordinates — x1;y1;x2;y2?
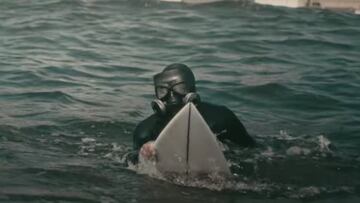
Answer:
1;0;360;202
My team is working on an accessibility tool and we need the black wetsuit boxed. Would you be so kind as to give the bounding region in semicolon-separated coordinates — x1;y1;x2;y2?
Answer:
132;102;255;153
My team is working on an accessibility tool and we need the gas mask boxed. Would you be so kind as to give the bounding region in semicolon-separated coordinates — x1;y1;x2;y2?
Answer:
151;64;200;115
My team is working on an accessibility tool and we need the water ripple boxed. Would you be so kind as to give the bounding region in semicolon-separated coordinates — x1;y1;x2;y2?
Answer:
1;0;360;201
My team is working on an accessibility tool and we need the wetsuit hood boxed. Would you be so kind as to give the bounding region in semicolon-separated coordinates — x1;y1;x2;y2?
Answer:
152;63;199;116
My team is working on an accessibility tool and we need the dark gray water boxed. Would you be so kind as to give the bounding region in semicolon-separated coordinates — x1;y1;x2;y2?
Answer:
1;0;360;202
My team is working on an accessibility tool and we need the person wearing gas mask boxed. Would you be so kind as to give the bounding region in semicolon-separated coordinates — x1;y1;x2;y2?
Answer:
131;63;255;162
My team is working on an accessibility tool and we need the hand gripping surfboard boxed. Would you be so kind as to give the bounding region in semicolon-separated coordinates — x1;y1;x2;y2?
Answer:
154;103;231;176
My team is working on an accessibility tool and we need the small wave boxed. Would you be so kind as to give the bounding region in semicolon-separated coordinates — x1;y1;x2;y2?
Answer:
0;187;99;202
208;69;245;77
2;90;101;106
323;28;360;36
240;55;297;65
267;38;354;50
41;65;149;85
1;69;90;90
242;82;292;96
239;82;342;112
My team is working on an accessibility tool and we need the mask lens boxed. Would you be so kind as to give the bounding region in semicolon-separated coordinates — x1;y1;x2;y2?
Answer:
156;86;168;99
172;83;188;96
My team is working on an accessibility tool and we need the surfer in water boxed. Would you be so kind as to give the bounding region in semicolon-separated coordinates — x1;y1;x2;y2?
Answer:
130;63;255;162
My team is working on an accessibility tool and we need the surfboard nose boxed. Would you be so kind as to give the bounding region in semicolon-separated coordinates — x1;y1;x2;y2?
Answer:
154;103;231;177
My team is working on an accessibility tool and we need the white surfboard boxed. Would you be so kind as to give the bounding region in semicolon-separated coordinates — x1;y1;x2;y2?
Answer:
154;103;231;176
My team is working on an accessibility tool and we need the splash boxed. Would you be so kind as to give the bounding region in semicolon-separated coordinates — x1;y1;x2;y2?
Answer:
78;137;132;165
128;155;162;178
128;154;235;191
318;134;332;153
253;131;335;160
78;131;357;198
286;146;311;156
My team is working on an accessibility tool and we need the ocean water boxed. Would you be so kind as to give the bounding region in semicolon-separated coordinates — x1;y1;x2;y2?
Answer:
1;0;360;202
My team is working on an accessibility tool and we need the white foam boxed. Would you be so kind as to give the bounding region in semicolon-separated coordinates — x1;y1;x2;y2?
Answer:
286;146;311;156
318;135;331;153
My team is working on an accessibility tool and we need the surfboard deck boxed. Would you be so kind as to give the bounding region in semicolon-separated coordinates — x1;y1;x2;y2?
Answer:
154;103;231;177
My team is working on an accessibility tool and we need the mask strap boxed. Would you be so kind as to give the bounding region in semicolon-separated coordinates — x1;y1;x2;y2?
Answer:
151;99;166;115
183;92;201;104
